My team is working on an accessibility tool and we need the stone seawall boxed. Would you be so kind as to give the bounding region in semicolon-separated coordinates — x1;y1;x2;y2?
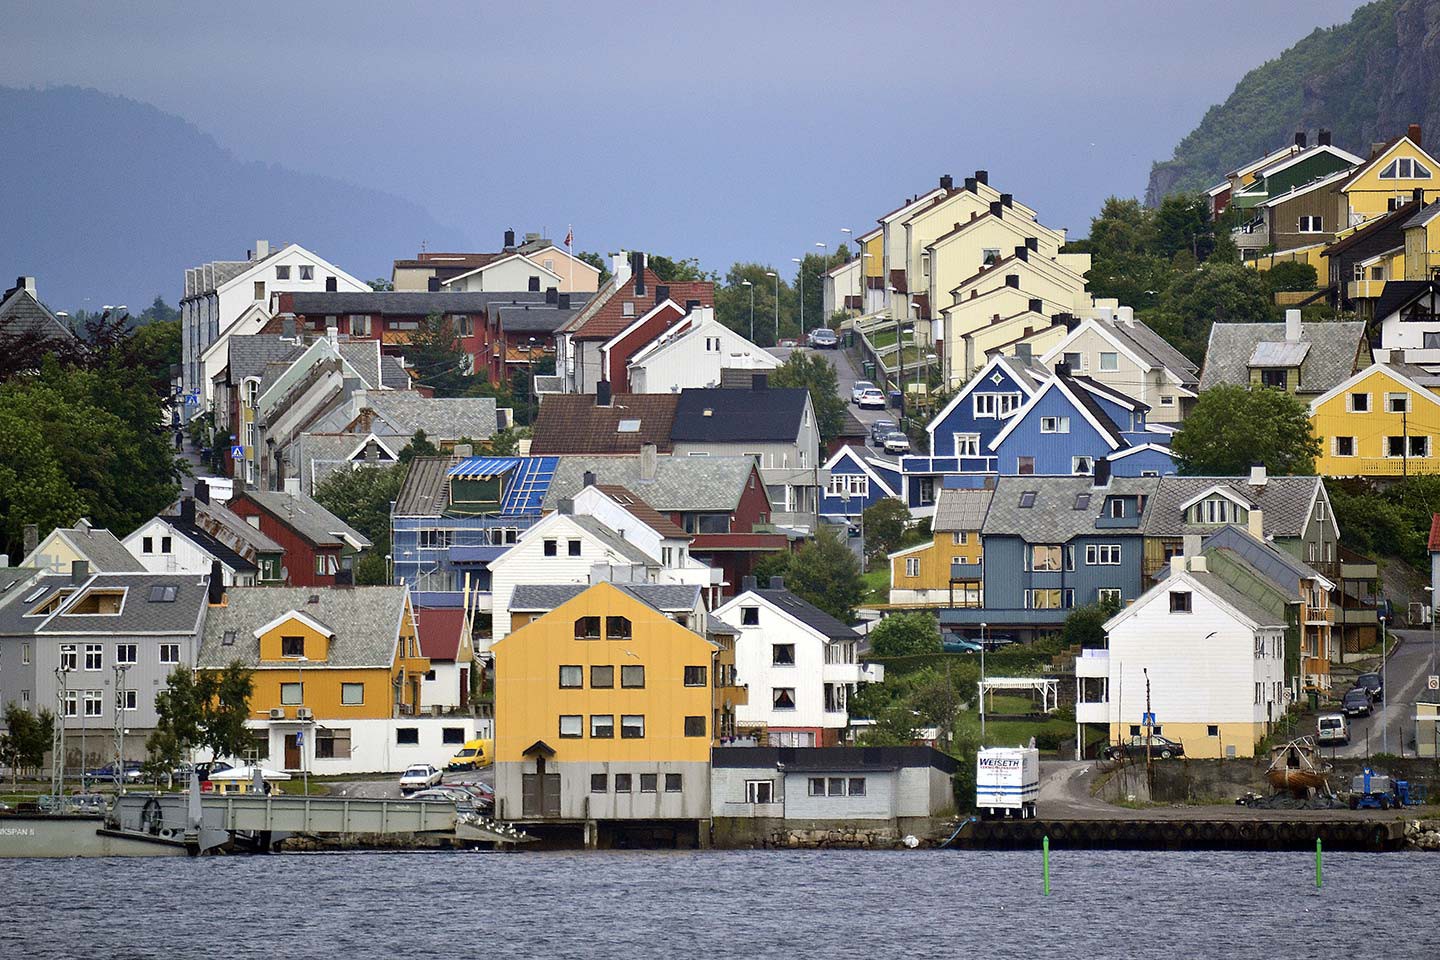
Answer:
1404;820;1440;850
711;816;948;849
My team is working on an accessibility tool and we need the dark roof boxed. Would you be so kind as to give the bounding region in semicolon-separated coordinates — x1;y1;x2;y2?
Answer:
495;303;583;333
1373;280;1439;322
232;490;372;549
593;484;689;538
393;252;504;270
0;283;76;343
288;291;552;317
1060;376;1125;446
415;606;465;660
1322;198;1424;258
565;269;714;341
712;745;958;774
754;586;858;640
542;455;758;514
530;394;678;454
392;456;455;517
0;573;209;638
164;516;259;573
1142;476;1326;539
671;387;809;443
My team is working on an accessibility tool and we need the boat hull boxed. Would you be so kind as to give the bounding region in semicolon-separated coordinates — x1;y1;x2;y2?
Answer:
0;813;190;858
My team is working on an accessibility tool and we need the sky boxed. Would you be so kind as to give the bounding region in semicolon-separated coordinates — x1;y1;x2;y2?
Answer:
1;0;1368;286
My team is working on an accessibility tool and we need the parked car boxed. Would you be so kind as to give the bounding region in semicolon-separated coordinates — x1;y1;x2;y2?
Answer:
882;431;911;454
85;761;144;784
851;380;877;404
1354;672;1384;703
409;786;483;814
777;338;800;348
857;388;887;409
398;764;443;795
447;781;495;813
1316;713;1349;746
942;635;982;653
808;328;838;348
1105;735;1185;760
869;418;897;445
445;738;493;771
1341;687;1373;717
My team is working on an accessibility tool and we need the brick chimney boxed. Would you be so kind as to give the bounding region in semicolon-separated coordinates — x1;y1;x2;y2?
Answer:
1408;124;1423;147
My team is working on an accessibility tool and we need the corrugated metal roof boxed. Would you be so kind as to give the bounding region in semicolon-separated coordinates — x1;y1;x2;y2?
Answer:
1248;340;1311;368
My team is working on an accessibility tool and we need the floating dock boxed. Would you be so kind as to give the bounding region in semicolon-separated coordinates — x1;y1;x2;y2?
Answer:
947;818;1407;852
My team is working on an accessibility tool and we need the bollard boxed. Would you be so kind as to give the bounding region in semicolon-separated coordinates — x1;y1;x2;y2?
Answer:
1315;837;1322;889
1043;835;1050;896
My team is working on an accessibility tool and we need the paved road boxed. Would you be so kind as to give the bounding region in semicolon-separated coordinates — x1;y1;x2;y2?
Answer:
337;765;494;801
1334;630;1436;757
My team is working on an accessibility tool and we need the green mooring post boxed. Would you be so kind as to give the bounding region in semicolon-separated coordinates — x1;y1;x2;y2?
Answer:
1043;835;1051;896
1316;837;1322;888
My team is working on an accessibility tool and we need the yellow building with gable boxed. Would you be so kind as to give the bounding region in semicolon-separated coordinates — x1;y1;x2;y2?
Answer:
1339;126;1440;225
1309;362;1440;477
888;487;992;606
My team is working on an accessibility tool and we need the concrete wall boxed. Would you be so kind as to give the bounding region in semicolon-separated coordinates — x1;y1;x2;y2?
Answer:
495;759;710;821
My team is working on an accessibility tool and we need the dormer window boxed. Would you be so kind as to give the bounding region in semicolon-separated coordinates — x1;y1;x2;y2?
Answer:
67;589;125;616
623;301;635;317
1188;495;1248;525
1379;157;1432;180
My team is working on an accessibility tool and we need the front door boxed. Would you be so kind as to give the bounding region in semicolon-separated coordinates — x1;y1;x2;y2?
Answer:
459;668;469;707
284;734;300;771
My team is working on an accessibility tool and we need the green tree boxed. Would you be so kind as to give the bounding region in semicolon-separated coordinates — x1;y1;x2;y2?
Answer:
861;497;911;561
1156;261;1276;360
648;254;715;283
578;251;612;285
490;426;532;456
714;262;791;345
398;430;439;464
869;612;942;658
147;666;208;772
1154;192;1215;260
203;663;256;762
1087;196;1157;260
770;350;845;444
783;528;864;622
1262;261;1319;293
124;319;183;396
404;313;471;397
1;703;54;786
1061;597;1122;649
750;550;792;588
1171;384;1321;476
793;247;849;335
314;463;405;546
368;278;395;291
136;295;181;325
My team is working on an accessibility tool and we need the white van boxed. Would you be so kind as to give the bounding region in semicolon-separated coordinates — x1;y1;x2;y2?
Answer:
1317;713;1349;746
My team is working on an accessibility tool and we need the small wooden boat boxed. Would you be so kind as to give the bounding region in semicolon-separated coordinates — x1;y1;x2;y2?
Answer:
1266;737;1332;794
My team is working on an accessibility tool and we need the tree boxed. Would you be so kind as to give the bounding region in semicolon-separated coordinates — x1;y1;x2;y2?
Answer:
750;550;792;588
490;426;531;456
577;251;612;285
1087;197;1157;261
147;666;207;772
1;704;54;787
869;612;942;658
404;313;471;397
714;262;792;345
314;463;405;547
861;497;911;561
1154;192;1215;261
202;663;256;761
770;350;845;444
398;430;439;464
368;278;394;291
782;528;864;622
1171;384;1321;476
136;295;180;325
648;254;714;283
1062;596;1122;649
1262;261;1319;293
1156;261;1276;360
149;663;254;767
793;247;849;334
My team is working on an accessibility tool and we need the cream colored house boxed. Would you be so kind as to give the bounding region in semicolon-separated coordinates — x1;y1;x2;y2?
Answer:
1039;306;1201;423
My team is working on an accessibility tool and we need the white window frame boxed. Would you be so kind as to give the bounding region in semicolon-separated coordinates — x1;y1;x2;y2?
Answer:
953;433;981;456
115;643;137;665
159;643;180;665
1380;157;1433;180
1297;215;1324;233
84;643;103;671
1386;392;1410;414
1041;416;1071;434
998;393;1022;416
1347;392;1370;413
1097;588;1122;605
973;393;998;418
1098;352;1119;371
1072;456;1093;475
905;557;920;577
1086;543;1122;566
1332;436;1356;457
83;690;103;718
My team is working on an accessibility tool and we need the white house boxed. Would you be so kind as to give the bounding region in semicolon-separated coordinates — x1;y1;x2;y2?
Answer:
570;481;722;597
713;578;881;747
625;310;780;393
1079;554;1287;759
181;241;368;413
441;251;565;293
122;500;259;586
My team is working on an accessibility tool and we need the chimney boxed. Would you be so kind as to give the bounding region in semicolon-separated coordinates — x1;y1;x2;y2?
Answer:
1014;246;1028;262
1183;533;1202;557
454;443;473;458
596;379;612;407
940;174;954;191
1026;237;1039;252
656;284;670;305
640;443;659;482
1005;274;1020;289
751;373;769;390
583;470;597;488
325;276;338;292
1092;458;1111;488
1000;193;1013;208
1372;141;1387;157
254;240;270;260
180;497;196;523
741;575;757;592
24;523;39;557
334;569;353;588
504;228;516;248
1117;306;1135;326
1285;308;1301;342
685;298;701;314
964;176;978;193
1028;298;1043;314
207;560;225;605
1294;131;1306;149
1414;187;1425;203
1318;129;1331;147
1249;462;1268;487
284;477;301;495
632;252;646;295
327;324;338;346
1014;342;1032;360
975;170;989;185
1408;123;1423;147
545;286;558;304
428;277;442;292
1169;555;1186;577
70;559;89;584
1055;360;1071;377
282;315;296;339
19;276;36;296
990;201;1004;218
1189;554;1208;573
770;576;785;591
559;293;571;309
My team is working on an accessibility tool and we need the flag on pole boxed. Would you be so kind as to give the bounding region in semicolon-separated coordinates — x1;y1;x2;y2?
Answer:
565;227;573;249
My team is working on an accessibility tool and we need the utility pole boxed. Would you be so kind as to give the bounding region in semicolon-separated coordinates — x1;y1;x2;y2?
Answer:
52;667;69;796
113;664;129;795
1403;407;1409;479
1144;666;1154;794
980;622;988;743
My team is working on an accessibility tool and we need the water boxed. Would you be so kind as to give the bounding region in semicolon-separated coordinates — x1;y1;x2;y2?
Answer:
2;849;1437;958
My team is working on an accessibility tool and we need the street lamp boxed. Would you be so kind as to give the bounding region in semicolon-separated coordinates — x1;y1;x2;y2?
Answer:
1380;615;1389;756
765;272;779;342
840;228;855;314
741;280;754;342
980;623;988;742
791;258;805;336
1426;586;1437;677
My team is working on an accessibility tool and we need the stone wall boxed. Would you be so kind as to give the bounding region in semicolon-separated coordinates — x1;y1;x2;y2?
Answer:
711;816;947;849
1116;756;1440;805
1404;819;1440;850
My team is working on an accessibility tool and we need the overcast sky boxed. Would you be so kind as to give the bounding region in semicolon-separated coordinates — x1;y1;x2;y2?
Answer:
2;0;1367;277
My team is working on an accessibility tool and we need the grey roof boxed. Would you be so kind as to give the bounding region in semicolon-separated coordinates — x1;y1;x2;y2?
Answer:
235;490;372;549
226;335;305;384
932;487;993;532
1141;476;1324;539
45;523;146;572
670;387;809;443
982;476;1161;542
288;291;553;316
364;392;498;440
1188;570;1287;628
0;285;76;343
0;573;209;637
752;587;858;640
161;516;258;573
180;495;285;555
0;567;45;612
380;356;411;389
1201;524;1326;599
543;456;756;514
567;515;658;567
1403;199;1440;230
509;582;701;614
1102;318;1199;386
1200;321;1367;395
393;456;455;517
337;340;387;389
494;303;583;333
294;433;399;496
197;585;409;669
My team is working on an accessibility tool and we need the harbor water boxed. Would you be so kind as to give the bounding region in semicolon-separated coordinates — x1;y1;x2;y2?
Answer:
2;848;1438;958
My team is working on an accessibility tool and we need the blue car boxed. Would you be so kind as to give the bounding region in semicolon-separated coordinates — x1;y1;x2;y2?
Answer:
943;635;983;653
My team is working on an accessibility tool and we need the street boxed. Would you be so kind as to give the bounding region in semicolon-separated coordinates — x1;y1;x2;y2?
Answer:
332;764;494;800
1333;629;1437;758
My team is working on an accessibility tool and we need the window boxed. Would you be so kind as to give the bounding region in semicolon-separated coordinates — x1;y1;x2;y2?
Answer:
1297;215;1324;233
1260;369;1287;389
142;536;153;554
442;727;465;744
1098;588;1122;605
559;665;583;688
396;727;419;745
741;607;759;626
1109;499;1125;518
281;636;305;658
1334;436;1356;457
953;531;967;545
350;314;371;336
953;433;981;456
1412;435;1430;458
1379;156;1433;179
1086;544;1122;565
591;665;614;688
559;715;583;738
1040;416;1071;434
828;777;846;797
22;644;30;665
316;728;351;759
1016;457;1035;475
1030;544;1062;571
591;714;615;738
905;557;920;578
848;777;866;797
999;393;1021;416
567;539;582;557
1018;490;1037;508
116;643;137;665
62;691;77;718
621;665;645;688
591;774;608;793
1386;436;1406;457
543;539;557;557
638;773;658;793
341;683;364;705
772;644;795;665
281;682;303;705
84;690;103;717
419;529;453;549
684;715;706;737
622;301;635;317
120;690;138;712
974;393;998;418
1160;395;1174;406
1099;352;1119;371
1072;456;1093;475
613;773;632;792
684;665;707;687
621;715;645;738
84;644;103;671
1348;392;1370;412
1026;589;1064;610
1189;495;1247;525
159;643;180;664
808;777;826;796
275;265;291;280
574;616;601;640
59;644;77;671
918;477;936;505
607;616;632;640
1387;392;1410;413
826;473;869;497
773;688;796;710
1063;352;1082;370
1169;591;1192;613
253;281;265;300
746;780;775;803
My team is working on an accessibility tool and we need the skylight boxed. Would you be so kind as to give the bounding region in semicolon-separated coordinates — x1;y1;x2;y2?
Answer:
1073;493;1091;511
149;585;178;602
1019;491;1037;508
617;419;641;433
22;586;46;604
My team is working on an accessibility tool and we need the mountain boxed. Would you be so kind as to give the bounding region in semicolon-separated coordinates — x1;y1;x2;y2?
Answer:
1146;0;1440;204
0;85;467;311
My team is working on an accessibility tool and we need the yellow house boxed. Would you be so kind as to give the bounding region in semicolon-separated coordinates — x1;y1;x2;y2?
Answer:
492;582;714;836
888;487;992;606
1309;362;1440;477
1339;126;1440;225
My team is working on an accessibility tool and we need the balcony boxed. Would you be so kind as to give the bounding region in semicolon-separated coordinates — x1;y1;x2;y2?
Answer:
1095;514;1142;529
1347;278;1388;301
1336;606;1378;626
1074;648;1110;678
1075;701;1109;724
822;662;864;684
950;561;984;580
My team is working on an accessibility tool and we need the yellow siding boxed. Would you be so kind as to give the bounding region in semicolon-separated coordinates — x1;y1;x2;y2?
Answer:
1311;367;1440;476
1343;139;1440;222
1107;721;1266;759
891;531;983;591
862;233;883;279
492;583;715;765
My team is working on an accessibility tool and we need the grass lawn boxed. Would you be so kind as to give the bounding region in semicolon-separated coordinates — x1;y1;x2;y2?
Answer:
861;568;889;605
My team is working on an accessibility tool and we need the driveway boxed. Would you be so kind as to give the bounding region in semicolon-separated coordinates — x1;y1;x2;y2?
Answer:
1332;631;1434;757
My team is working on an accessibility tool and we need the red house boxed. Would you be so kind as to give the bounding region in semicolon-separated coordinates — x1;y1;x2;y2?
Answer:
227;487;373;587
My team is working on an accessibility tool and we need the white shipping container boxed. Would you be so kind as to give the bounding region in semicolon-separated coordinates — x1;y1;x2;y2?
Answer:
976;746;1039;819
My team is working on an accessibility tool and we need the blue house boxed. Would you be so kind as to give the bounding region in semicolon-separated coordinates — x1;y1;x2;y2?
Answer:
820;445;901;518
987;372;1177;478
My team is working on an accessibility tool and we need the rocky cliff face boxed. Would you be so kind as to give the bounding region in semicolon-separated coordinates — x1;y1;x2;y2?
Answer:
1147;0;1440;205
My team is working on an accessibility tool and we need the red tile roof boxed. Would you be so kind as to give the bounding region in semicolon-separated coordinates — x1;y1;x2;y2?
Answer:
415;607;465;660
594;484;689;539
570;268;714;340
1429;514;1440;553
529;393;679;454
